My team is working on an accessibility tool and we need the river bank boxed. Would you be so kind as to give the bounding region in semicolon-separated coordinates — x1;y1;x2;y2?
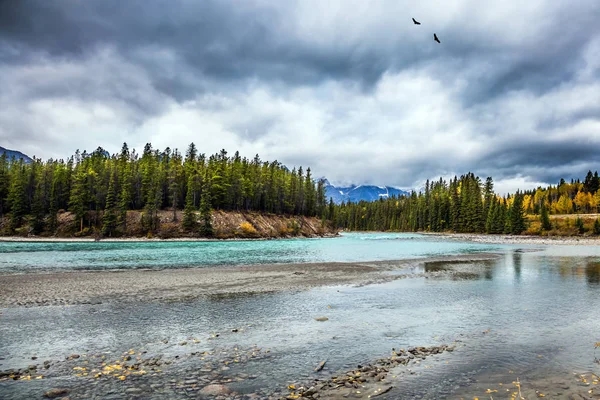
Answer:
0;210;338;240
0;254;500;307
421;232;600;245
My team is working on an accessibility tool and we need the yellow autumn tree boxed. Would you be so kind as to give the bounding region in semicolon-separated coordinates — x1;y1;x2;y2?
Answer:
522;194;533;214
554;194;573;214
573;191;595;213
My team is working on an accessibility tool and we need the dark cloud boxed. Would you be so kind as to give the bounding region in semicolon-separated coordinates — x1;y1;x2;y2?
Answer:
1;0;599;193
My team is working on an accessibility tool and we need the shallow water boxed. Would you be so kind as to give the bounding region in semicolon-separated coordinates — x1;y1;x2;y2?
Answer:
0;232;505;273
1;233;600;399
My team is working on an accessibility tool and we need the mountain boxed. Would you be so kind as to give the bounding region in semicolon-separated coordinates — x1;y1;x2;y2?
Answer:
323;179;410;204
0;146;33;163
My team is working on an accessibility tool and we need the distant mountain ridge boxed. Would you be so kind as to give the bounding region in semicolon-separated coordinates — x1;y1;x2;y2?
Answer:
0;146;32;163
323;179;410;204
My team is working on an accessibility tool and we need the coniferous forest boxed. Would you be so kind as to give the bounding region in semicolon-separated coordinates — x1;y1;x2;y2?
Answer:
1;143;599;237
329;172;600;236
0;143;327;237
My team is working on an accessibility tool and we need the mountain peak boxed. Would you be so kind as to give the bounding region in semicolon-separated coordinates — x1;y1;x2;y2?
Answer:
0;146;33;163
324;181;410;204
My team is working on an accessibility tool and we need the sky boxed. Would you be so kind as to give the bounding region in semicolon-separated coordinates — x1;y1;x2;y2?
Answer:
1;0;599;195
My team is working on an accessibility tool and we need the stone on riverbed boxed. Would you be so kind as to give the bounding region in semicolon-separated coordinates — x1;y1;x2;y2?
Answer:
314;317;329;322
44;388;69;398
199;384;231;396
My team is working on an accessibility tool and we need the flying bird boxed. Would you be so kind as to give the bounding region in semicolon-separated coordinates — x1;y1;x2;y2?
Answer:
434;33;440;43
412;18;421;25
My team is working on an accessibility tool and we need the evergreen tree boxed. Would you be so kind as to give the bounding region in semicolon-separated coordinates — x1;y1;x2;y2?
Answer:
575;216;585;234
540;202;552;231
69;167;88;232
102;168;118;236
182;174;197;232
0;154;9;218
7;161;29;230
509;192;527;234
199;171;213;237
594;218;600;235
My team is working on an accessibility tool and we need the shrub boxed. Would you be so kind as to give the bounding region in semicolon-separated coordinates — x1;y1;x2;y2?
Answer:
575;217;585;234
287;220;301;235
157;222;180;239
239;222;259;237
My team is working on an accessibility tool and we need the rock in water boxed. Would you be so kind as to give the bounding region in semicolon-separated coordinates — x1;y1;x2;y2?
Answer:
314;317;329;322
199;384;231;396
44;388;69;398
315;360;327;372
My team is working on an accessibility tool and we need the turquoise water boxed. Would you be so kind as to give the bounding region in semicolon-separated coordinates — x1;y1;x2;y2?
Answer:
1;233;600;399
0;233;509;273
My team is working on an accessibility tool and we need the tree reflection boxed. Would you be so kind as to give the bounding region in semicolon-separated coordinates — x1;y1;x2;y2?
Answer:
513;252;522;281
585;261;600;286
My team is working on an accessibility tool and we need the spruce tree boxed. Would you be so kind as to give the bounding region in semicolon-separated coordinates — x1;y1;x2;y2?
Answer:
30;177;46;234
182;174;197;231
0;153;9;218
594;218;600;235
575;216;585;234
509;192;527;234
540;202;552;231
199;172;213;237
102;168;118;236
7;161;29;230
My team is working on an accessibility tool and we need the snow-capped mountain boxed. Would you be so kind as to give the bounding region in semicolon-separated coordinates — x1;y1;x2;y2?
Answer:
323;179;410;204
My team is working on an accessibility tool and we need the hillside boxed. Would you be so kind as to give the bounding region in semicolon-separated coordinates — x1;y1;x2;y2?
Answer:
0;146;32;163
0;210;338;240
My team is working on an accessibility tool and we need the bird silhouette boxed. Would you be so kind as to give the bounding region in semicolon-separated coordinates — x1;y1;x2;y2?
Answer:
412;18;421;25
434;33;440;43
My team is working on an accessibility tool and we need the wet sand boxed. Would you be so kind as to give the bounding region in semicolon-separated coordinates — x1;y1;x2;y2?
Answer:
0;254;499;307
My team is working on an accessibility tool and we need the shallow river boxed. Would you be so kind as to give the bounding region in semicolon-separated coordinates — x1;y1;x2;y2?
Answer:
1;233;599;399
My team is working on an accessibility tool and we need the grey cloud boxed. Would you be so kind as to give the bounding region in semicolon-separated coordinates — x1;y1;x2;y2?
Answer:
1;0;600;191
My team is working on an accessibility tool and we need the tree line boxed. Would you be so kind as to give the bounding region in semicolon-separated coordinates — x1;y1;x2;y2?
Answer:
330;171;600;235
2;143;598;237
0;143;327;236
330;173;527;234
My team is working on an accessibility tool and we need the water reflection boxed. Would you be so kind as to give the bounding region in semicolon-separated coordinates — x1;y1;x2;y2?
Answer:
425;259;498;281
585;261;600;285
513;252;522;280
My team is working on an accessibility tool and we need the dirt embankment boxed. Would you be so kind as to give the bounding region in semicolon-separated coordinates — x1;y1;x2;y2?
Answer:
0;210;338;240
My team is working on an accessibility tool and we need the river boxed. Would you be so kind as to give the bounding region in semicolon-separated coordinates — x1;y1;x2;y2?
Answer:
0;233;599;399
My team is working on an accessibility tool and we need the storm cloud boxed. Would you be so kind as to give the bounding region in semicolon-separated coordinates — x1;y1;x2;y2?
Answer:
1;0;599;194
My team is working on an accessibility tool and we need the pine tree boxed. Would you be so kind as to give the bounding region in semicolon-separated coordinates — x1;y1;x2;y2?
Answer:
575;216;585;234
102;168;118;236
182;174;197;232
199;172;213;237
69;167;89;232
30;176;46;234
540;202;552;231
0;153;9;218
593;218;600;235
509;192;527;234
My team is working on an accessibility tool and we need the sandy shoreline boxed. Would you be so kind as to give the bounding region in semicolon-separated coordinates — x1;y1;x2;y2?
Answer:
0;254;500;307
